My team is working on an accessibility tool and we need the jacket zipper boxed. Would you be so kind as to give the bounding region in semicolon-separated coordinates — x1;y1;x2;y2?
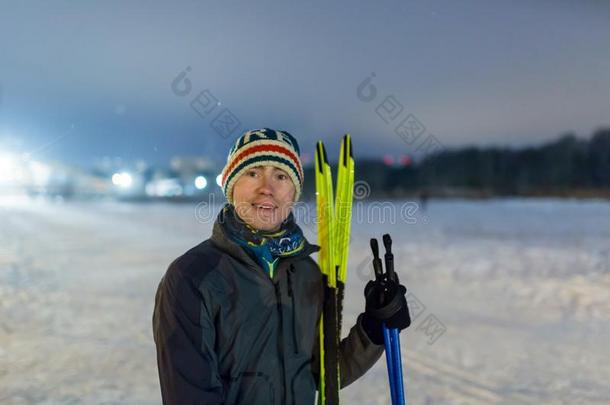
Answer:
273;281;287;405
287;265;299;354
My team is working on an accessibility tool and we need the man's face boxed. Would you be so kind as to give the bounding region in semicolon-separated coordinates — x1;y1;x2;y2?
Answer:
232;165;296;232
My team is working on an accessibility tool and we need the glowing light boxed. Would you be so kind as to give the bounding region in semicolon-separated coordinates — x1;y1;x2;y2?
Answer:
0;153;18;183
399;154;412;167
383;154;395;166
194;176;207;190
216;174;223;187
112;172;133;188
145;178;182;197
29;161;51;185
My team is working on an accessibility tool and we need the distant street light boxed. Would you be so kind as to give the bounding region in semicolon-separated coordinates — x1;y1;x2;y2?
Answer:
194;175;207;190
112;172;133;188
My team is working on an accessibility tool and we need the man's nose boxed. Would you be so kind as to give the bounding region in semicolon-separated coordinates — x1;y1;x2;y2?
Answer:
258;174;274;194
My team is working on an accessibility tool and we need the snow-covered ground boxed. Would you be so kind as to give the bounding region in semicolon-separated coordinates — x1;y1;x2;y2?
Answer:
1;196;609;404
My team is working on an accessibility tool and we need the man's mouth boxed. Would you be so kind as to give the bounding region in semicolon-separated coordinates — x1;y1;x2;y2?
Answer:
252;202;277;210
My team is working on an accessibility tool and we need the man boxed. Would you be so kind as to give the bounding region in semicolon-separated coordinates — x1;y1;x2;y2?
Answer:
153;128;409;404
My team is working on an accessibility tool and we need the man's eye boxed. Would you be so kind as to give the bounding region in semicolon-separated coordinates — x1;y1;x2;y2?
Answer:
277;174;287;180
247;171;258;177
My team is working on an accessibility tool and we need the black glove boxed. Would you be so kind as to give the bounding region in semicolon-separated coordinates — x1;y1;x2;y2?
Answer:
361;274;411;345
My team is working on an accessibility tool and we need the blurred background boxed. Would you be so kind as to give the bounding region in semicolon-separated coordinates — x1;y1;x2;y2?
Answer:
1;1;609;404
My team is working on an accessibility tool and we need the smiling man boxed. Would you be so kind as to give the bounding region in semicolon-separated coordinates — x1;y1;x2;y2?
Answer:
152;128;410;404
231;165;296;233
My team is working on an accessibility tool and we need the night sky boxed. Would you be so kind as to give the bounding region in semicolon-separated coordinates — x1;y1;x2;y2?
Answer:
1;0;609;168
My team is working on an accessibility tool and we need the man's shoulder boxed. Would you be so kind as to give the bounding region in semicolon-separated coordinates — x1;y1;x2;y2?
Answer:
164;239;224;287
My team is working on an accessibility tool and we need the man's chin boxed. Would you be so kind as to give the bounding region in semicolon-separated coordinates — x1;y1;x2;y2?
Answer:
251;220;281;232
234;206;286;232
237;213;278;232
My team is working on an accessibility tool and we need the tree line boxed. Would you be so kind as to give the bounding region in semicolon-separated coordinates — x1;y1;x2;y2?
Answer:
302;128;610;199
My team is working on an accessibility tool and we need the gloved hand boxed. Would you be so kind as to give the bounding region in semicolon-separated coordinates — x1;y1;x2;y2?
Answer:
361;274;411;345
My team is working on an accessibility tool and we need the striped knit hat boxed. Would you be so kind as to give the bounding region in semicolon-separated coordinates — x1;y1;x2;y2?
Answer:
221;128;304;204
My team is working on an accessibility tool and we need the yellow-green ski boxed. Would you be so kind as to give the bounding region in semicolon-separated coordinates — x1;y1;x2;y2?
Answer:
315;135;355;405
335;134;355;334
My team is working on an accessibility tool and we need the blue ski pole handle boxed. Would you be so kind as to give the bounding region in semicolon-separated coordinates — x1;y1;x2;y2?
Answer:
383;323;397;405
390;328;405;405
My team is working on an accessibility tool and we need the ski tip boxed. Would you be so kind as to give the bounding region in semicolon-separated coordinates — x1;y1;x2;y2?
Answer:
315;142;325;173
341;134;351;147
340;139;348;168
349;137;353;158
321;143;328;164
341;134;353;161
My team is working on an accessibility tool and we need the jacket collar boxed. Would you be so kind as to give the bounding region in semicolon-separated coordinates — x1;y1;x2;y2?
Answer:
210;209;320;270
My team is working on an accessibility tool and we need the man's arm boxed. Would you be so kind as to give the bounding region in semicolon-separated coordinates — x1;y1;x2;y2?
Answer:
152;262;224;405
338;314;385;387
312;313;384;389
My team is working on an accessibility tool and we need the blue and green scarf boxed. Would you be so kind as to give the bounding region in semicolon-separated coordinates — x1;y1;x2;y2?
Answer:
220;204;305;278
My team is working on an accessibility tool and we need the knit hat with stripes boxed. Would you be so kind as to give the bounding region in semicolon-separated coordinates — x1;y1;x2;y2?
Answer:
221;128;304;204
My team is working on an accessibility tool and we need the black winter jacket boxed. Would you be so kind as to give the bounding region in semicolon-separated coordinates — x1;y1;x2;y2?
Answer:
153;214;383;404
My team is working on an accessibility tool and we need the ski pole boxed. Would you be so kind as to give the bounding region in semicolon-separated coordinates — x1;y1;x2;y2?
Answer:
382;323;398;405
371;235;404;405
390;328;404;405
371;238;399;405
383;234;405;405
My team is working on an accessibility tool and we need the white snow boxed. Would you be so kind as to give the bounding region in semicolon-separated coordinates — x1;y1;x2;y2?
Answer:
1;197;609;404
